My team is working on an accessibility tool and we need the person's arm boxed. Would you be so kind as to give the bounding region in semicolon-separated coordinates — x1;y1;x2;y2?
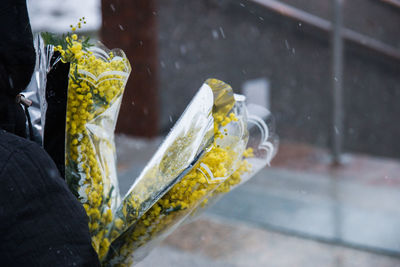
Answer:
0;3;100;264
0;130;100;266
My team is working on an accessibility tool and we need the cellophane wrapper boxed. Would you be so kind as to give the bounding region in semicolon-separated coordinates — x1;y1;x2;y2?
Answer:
64;43;131;257
102;84;249;266
105;79;235;245
23;34;53;145
187;102;279;220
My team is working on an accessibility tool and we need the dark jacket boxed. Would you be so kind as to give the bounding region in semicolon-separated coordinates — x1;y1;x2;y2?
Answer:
0;130;100;266
0;0;100;265
0;0;35;137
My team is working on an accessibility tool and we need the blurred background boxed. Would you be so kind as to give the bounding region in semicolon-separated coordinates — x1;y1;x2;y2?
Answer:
28;0;400;266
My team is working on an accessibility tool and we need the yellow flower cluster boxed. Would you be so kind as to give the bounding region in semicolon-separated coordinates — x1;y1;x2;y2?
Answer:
108;124;210;247
208;147;253;195
103;113;252;266
107;78;238;243
54;20;87;63
70;17;86;32
58;28;130;259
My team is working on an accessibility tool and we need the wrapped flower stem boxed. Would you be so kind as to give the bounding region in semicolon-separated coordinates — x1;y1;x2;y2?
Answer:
44;24;132;257
103;88;249;266
65;46;131;257
106;79;236;247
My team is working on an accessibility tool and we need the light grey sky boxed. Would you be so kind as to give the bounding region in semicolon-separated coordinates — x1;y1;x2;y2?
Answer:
27;0;101;33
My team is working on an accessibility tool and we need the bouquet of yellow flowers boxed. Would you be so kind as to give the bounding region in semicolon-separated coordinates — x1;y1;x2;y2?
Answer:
41;20;131;258
103;79;250;266
62;43;131;256
37;19;278;266
102;94;278;266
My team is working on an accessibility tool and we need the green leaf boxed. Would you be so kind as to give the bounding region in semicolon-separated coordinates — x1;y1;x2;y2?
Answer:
41;31;94;52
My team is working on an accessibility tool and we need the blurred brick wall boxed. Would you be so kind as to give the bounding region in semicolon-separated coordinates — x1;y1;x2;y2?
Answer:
155;0;400;158
101;0;159;137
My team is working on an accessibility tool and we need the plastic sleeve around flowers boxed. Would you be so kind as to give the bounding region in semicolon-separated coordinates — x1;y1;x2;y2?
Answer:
186;103;279;221
102;93;249;266
64;43;131;256
106;79;236;249
22;34;53;145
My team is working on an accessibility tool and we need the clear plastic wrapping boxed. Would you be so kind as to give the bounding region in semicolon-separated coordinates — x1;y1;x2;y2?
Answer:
63;43;131;257
23;34;54;145
103;85;249;266
187;103;279;221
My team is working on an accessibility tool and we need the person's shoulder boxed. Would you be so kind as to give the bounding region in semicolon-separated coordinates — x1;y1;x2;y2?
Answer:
0;129;55;175
0;128;28;145
0;130;30;169
0;128;35;155
0;131;101;266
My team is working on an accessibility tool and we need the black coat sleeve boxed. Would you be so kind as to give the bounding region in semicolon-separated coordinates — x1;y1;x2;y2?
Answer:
0;130;100;267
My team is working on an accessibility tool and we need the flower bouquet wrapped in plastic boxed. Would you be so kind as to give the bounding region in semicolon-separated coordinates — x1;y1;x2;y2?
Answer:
102;81;278;266
63;45;130;257
40;20;131;258
34;20;278;266
64;43;131;256
102;79;245;265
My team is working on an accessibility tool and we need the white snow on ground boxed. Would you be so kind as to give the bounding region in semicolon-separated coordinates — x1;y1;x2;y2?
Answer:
27;0;101;33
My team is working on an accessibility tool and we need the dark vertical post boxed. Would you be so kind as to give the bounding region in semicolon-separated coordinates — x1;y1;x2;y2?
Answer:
101;0;159;137
332;0;344;165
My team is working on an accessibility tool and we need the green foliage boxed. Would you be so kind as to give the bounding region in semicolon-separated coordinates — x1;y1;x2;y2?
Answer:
41;31;93;51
